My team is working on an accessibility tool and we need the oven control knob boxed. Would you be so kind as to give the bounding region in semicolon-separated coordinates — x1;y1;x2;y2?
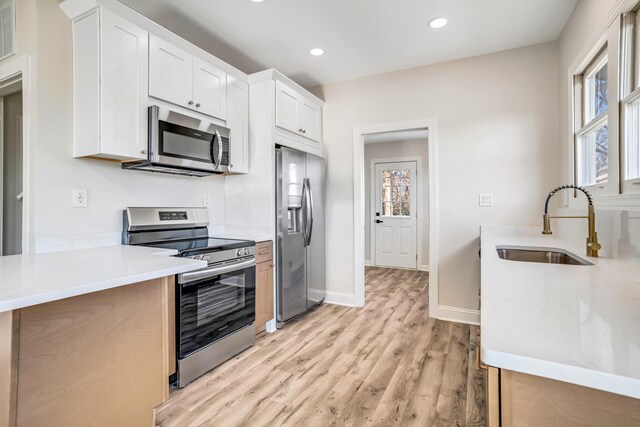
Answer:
236;249;243;257
243;248;250;256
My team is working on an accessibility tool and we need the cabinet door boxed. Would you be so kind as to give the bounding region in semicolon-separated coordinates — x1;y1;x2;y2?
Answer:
193;57;227;120
298;97;321;142
149;34;193;109
255;261;274;334
226;75;249;173
100;9;148;160
275;80;300;134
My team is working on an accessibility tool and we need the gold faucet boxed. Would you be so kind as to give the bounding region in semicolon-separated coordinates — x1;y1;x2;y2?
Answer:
542;185;602;257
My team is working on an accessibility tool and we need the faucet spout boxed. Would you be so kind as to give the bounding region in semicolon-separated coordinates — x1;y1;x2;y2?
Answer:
542;185;601;257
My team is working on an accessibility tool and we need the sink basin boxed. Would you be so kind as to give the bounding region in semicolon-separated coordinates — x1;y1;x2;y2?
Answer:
496;245;593;266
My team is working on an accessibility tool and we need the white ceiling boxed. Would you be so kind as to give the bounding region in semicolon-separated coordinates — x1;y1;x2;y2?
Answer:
364;130;429;144
120;0;578;88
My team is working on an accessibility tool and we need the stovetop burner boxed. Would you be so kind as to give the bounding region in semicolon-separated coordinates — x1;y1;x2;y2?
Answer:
139;237;253;254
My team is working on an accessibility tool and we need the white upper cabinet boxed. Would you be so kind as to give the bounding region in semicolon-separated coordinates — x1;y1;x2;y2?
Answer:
250;69;324;157
149;35;227;120
226;75;249;174
298;98;321;142
71;7;148;160
193;57;227;119
148;35;192;109
274;81;321;143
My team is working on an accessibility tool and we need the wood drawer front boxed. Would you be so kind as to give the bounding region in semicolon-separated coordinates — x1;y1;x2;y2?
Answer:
256;241;273;264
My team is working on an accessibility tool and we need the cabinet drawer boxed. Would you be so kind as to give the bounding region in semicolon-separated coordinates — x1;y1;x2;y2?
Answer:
256;241;273;264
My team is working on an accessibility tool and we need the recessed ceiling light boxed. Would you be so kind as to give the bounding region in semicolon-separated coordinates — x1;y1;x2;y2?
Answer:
427;17;448;29
310;48;325;56
250;0;266;3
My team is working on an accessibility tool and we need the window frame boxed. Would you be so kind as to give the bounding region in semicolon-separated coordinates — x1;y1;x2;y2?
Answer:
571;19;621;201
620;10;640;194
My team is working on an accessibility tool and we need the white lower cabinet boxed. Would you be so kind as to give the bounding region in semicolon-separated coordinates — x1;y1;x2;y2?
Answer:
71;7;148;160
226;75;249;173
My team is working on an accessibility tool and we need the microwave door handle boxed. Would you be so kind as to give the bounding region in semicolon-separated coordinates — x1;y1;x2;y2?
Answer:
179;258;256;285
214;129;223;170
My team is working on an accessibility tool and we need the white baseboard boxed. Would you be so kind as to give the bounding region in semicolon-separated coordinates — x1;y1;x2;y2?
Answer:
364;260;372;267
437;305;480;325
419;265;429;272
324;291;358;307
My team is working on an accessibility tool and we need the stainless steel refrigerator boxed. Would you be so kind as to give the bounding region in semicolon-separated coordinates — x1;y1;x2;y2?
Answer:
276;146;326;326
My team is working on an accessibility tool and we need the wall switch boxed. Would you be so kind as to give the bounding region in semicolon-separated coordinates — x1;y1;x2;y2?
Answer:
479;194;493;207
202;195;211;207
72;188;88;208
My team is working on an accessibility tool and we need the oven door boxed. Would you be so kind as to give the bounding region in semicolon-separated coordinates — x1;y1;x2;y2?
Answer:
177;258;256;358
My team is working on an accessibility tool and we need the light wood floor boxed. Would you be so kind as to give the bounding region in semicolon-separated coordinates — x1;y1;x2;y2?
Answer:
155;267;485;427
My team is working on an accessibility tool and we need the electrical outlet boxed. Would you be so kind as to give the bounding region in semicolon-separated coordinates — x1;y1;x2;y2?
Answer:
479;194;493;207
202;195;211;207
72;188;88;208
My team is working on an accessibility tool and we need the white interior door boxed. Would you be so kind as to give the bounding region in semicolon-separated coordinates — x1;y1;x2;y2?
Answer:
374;161;417;269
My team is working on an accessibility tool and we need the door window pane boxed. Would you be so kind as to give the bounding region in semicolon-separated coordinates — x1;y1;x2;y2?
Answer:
380;169;411;217
577;122;608;186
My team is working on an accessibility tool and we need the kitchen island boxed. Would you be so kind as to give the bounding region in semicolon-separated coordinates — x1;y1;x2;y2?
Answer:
480;225;640;426
0;245;205;427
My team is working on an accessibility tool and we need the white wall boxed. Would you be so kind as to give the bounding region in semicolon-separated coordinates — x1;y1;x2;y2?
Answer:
364;140;429;268
558;0;620;188
14;0;226;252
311;42;561;312
555;0;640;268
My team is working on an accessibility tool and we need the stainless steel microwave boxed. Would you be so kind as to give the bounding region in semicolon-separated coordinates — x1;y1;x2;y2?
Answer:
122;105;231;176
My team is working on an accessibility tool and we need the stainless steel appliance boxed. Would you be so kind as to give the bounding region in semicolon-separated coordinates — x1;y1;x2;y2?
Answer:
276;146;326;326
122;207;255;388
122;105;230;176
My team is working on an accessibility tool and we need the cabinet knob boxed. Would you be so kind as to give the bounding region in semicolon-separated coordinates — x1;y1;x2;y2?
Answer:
188;101;194;105
299;128;303;132
141;149;147;154
196;103;201;108
302;130;306;133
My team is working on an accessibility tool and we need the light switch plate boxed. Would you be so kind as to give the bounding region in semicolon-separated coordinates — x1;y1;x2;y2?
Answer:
72;188;88;208
202;195;211;207
479;194;493;207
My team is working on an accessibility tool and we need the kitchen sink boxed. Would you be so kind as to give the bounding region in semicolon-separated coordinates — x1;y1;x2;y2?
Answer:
495;245;593;266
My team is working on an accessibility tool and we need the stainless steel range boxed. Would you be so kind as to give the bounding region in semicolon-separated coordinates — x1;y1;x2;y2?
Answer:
122;207;256;388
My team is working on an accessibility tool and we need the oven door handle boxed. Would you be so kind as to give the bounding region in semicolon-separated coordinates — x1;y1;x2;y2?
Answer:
179;258;256;285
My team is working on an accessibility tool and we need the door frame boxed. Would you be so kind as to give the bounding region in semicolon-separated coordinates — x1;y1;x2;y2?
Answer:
0;55;33;254
369;157;422;270
353;119;439;318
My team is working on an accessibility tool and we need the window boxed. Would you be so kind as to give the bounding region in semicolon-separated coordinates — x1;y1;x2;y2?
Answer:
620;10;640;193
576;50;609;187
381;169;411;216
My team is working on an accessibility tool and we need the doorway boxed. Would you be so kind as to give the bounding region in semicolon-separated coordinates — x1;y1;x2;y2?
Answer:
0;81;22;256
353;120;439;316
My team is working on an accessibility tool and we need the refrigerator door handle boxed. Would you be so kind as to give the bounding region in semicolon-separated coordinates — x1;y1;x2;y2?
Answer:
306;178;314;246
301;178;310;247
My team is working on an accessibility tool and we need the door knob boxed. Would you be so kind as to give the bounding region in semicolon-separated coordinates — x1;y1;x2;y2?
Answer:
376;219;384;224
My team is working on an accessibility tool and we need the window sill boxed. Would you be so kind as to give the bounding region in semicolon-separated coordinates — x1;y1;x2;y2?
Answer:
567;192;640;210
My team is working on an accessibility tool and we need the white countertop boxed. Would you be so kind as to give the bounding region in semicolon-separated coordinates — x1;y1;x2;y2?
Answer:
480;225;640;399
0;245;206;313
